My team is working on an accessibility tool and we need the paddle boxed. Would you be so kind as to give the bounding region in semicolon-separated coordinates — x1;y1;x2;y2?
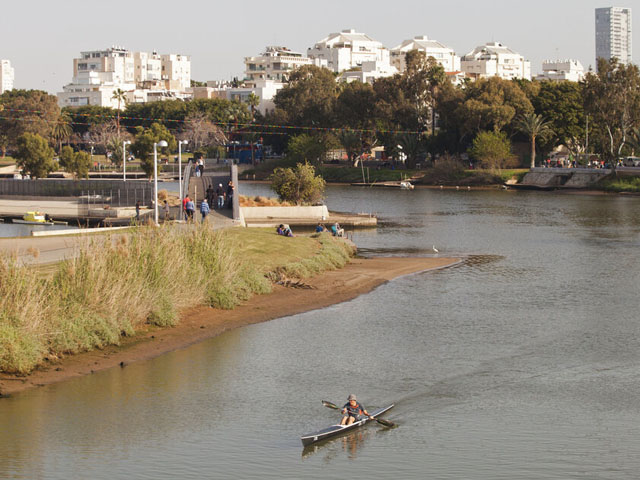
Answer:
322;400;395;428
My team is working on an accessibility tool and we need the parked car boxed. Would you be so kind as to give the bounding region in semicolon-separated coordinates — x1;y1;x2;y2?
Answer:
621;156;640;167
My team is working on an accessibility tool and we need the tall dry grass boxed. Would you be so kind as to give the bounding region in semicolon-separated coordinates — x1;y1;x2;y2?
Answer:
0;226;354;374
0;225;271;374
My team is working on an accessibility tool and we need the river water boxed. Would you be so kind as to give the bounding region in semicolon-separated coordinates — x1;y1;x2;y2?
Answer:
2;185;640;479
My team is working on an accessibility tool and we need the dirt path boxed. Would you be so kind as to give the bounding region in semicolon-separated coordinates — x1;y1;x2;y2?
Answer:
0;256;459;396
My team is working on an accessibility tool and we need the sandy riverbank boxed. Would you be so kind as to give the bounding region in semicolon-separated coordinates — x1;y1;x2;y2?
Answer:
0;256;458;397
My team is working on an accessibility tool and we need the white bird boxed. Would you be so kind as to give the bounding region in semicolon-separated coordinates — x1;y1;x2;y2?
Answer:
456;186;459;190
432;245;439;253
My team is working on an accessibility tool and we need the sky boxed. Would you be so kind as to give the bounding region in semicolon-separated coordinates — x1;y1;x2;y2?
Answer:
1;0;638;93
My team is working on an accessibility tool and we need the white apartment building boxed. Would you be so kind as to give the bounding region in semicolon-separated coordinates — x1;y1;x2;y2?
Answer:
57;47;191;108
339;60;398;84
535;59;585;82
461;42;531;81
193;79;282;116
244;46;314;84
596;7;632;66
0;59;15;94
390;36;461;73
307;29;393;73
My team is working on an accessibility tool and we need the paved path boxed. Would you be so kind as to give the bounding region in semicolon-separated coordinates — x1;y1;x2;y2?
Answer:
188;172;235;228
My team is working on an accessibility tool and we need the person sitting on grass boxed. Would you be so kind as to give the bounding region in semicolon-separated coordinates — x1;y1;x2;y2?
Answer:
330;222;344;237
276;224;294;237
315;223;326;233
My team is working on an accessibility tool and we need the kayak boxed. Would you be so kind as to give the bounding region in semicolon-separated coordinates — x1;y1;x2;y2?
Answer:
300;404;394;447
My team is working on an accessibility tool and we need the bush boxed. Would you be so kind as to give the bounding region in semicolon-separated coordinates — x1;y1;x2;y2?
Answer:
269;162;326;205
468;130;517;170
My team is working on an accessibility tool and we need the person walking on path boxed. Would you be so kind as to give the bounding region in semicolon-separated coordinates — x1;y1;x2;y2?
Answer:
226;180;235;209
183;195;189;218
163;200;170;222
200;199;210;223
216;183;225;209
185;197;195;222
135;201;140;221
206;185;214;207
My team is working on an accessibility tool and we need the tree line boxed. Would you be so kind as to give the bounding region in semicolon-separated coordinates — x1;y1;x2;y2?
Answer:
0;91;250;178
1;53;639;178
259;55;640;171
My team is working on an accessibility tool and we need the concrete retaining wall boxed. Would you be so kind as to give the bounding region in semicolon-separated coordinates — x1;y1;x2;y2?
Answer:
240;205;329;220
520;168;611;189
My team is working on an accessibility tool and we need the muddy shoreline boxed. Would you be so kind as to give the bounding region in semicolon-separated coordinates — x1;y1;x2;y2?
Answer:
0;256;459;397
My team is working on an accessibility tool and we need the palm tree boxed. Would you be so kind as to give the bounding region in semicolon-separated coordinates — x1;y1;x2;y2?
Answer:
397;133;425;169
515;113;553;169
338;131;362;166
51;112;73;153
247;93;260;121
112;88;127;132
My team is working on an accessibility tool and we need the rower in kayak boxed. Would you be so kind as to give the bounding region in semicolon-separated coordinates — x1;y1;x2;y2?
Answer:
341;394;374;425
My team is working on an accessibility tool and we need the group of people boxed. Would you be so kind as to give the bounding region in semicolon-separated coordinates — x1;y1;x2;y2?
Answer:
205;181;235;210
315;222;344;237
181;180;235;223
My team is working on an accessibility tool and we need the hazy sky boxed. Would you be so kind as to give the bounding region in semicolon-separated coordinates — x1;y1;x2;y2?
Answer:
1;0;637;92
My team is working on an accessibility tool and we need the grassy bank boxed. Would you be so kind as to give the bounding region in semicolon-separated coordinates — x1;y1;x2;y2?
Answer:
242;158;525;186
0;226;354;374
599;176;640;193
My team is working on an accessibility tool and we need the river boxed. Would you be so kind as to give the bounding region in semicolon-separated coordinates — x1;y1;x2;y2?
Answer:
1;185;639;479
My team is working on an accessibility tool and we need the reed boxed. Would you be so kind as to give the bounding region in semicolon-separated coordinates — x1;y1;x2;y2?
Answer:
0;226;352;374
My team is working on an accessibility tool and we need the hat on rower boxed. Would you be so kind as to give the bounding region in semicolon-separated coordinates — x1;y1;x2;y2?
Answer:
348;394;356;401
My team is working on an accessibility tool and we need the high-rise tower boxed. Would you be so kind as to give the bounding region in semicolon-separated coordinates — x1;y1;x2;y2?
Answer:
595;7;632;66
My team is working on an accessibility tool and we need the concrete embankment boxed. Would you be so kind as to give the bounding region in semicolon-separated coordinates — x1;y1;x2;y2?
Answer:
516;168;611;190
240;205;377;228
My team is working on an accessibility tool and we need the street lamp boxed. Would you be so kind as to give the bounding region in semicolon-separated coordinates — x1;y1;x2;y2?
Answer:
153;140;168;225
178;140;188;220
123;140;131;181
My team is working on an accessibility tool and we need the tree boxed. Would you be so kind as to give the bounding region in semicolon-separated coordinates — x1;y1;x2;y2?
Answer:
402;50;446;132
0;90;60;149
182;111;226;152
514;113;554;168
51;112;73;153
532;81;585;150
273;65;338;128
335;81;378;161
457;77;533;135
112;88;128;132
583;58;640;171
130;123;177;178
468;130;515;170
337;131;362;166
397;133;425;169
269;162;326;205
63;105;115;136
287;133;333;165
247;93;260;121
14;133;56;178
59;145;91;178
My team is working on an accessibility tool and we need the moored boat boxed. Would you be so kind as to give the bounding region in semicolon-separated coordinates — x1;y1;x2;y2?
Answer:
300;404;394;447
13;212;55;225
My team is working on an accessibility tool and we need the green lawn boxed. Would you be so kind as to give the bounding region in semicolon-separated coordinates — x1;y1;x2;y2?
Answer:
222;228;323;273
